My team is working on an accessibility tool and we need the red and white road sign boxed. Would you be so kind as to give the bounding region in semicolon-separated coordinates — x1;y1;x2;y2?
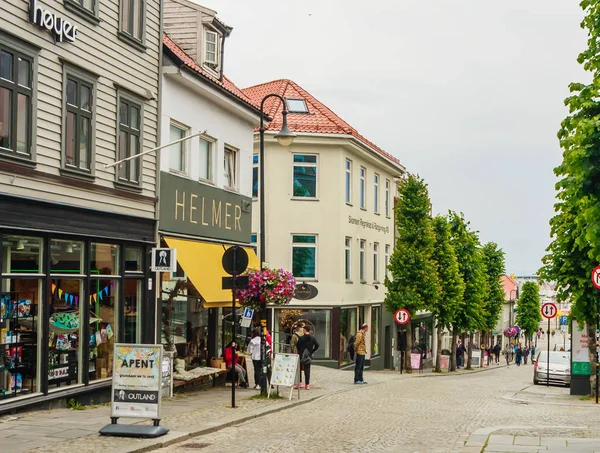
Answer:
592;266;600;290
541;302;557;320
394;308;411;325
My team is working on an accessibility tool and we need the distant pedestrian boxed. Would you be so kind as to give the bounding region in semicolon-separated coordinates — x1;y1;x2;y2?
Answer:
523;347;530;365
515;346;523;366
493;343;501;364
504;348;510;367
354;324;369;384
247;329;262;389
296;325;319;390
531;346;536;361
456;341;466;369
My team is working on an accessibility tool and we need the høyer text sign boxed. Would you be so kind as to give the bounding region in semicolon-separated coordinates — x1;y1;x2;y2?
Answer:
29;0;78;43
541;302;557;320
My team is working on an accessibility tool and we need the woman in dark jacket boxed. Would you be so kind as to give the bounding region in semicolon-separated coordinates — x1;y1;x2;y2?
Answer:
295;325;319;390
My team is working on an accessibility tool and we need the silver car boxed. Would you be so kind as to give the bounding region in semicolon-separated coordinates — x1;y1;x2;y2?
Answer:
533;351;571;386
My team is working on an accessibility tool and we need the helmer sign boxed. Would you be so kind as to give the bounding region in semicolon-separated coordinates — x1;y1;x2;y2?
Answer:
159;172;252;243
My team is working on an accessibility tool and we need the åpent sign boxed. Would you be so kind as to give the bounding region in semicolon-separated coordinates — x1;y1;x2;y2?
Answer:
541;302;557;320
394;308;411;325
592;266;600;290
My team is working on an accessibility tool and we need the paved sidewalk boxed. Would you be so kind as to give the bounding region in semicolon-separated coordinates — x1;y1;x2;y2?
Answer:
0;366;402;453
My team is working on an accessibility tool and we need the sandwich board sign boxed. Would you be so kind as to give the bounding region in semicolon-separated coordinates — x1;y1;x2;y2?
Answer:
268;353;300;401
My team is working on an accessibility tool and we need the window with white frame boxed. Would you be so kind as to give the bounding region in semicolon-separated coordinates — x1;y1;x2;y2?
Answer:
292;235;317;279
373;242;379;282
224;147;237;189
345;159;352;204
385;179;391;217
385;244;390;279
345;237;351;281
374;173;380;214
169;123;187;173
198;136;212;181
252;155;259;198
293;154;317;198
205;30;218;64
360;167;366;209
359;239;366;282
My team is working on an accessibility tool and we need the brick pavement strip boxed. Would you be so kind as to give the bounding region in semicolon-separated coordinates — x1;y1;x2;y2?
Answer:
3;364;600;453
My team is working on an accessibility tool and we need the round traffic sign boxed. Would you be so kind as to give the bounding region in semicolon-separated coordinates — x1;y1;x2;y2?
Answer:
394;308;411;325
592;266;600;290
222;246;249;276
541;302;557;320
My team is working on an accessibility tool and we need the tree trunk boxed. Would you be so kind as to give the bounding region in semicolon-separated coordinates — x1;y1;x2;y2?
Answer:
450;329;458;371
587;320;597;399
405;322;413;373
466;332;473;369
435;325;443;372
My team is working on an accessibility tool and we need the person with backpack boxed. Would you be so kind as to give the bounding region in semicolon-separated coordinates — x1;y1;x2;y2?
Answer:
354;324;369;384
347;332;356;362
493;342;501;364
295;325;319;390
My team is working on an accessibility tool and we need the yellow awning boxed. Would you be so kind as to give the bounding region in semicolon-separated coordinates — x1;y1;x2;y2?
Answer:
164;237;259;308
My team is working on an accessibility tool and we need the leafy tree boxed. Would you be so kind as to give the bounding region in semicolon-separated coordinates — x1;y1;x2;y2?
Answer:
540;0;600;396
515;281;541;346
448;212;487;370
385;174;439;372
431;215;465;372
481;242;506;350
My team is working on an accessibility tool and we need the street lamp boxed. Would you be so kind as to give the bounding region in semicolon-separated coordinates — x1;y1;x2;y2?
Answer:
258;94;296;394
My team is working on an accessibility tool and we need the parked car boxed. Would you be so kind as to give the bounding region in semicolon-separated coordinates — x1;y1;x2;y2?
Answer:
533;351;571;386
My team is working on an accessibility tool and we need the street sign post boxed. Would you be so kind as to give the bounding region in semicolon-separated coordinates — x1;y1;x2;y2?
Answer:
592;267;600;403
592;266;600;290
241;308;254;328
394;308;410;325
541;302;557;388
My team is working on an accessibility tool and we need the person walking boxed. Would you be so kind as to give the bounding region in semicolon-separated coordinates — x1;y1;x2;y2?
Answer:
354;324;369;384
247;329;262;389
456;341;466;369
523;346;530;365
296;325;319;390
493;343;501;365
515;346;523;367
504;347;511;367
290;323;304;387
531;346;536;362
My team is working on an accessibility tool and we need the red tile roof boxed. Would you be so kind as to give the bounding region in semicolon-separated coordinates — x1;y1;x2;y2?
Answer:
163;34;261;113
242;79;404;169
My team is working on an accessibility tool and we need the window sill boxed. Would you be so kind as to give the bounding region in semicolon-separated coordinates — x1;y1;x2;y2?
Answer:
360;207;367;211
169;169;190;178
223;186;239;194
346;280;353;284
374;212;381;216
117;31;147;52
291;197;319;201
360;280;367;284
346;202;353;207
198;178;215;186
60;167;95;182
64;0;100;25
0;152;36;169
114;179;143;193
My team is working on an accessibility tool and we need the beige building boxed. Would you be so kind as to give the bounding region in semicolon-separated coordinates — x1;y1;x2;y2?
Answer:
0;0;161;412
243;80;405;369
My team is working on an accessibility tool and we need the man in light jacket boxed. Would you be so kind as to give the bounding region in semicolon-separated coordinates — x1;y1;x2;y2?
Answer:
354;324;369;384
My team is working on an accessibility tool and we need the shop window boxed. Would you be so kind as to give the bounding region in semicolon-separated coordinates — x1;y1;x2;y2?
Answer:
292;154;317;198
50;240;84;275
0;43;33;159
117;96;142;185
292;235;317;279
252;155;258;198
63;73;94;174
2;235;43;274
340;307;357;365
0;279;40;400
90;243;119;276
48;279;83;389
125;247;143;272
123;279;141;343
371;306;380;357
89;279;117;381
275;309;330;359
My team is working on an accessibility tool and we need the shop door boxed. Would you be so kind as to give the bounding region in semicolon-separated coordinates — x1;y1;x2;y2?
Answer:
384;326;391;369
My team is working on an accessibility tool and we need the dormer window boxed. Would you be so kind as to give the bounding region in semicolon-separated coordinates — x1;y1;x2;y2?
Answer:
286;98;308;113
205;30;218;65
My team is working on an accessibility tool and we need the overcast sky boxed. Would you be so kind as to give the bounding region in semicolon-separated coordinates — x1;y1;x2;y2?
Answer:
198;0;588;275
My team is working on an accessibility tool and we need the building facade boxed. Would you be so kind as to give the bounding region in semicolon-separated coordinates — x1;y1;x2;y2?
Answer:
158;0;262;371
0;0;161;412
243;80;405;369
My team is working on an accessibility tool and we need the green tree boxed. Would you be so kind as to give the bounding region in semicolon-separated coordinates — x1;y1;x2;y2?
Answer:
431;215;465;372
385;174;439;372
448;212;487;370
481;242;506;350
515;282;541;346
540;0;600;396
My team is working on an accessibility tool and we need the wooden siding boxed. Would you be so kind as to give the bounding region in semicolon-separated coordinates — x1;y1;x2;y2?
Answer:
0;0;161;219
164;0;200;61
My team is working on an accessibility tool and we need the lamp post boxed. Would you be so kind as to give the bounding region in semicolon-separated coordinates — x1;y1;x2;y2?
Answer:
258;94;296;395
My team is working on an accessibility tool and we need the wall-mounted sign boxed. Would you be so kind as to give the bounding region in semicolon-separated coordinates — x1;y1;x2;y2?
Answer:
159;172;251;243
294;283;318;300
29;0;78;43
348;216;390;234
151;248;177;272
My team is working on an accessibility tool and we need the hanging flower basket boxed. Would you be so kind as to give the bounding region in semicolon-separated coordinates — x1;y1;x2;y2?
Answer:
236;268;296;311
503;327;518;338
